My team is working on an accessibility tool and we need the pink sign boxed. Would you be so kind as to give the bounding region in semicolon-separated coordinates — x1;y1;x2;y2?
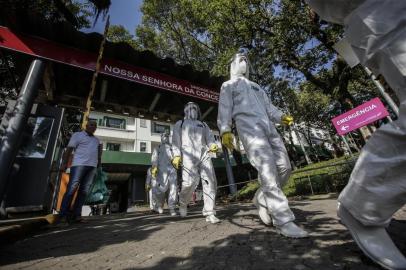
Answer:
332;98;389;135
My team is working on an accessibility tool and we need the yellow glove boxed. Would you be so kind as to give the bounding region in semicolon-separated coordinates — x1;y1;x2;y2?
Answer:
221;132;234;150
171;156;182;169
209;143;219;153
151;167;158;178
281;115;294;126
145;184;151;191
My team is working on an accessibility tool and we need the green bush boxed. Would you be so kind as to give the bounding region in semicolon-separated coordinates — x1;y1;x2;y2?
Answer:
233;155;358;200
233;181;259;201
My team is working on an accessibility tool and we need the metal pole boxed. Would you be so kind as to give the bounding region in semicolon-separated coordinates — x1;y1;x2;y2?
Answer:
278;89;312;165
307;175;314;195
364;67;399;117
347;132;360;152
292;124;312;164
0;59;45;202
82;16;110;129
341;135;353;156
222;145;237;195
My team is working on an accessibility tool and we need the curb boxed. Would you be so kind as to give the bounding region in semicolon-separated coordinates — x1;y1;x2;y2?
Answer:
0;214;58;245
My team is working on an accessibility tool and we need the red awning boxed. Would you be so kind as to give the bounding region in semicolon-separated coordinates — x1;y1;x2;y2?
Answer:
0;26;219;103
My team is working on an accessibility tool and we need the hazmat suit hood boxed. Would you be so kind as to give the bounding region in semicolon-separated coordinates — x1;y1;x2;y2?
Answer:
184;102;201;120
230;48;250;80
161;132;170;144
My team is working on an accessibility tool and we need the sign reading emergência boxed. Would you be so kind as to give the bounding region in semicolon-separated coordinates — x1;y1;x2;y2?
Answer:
331;98;389;135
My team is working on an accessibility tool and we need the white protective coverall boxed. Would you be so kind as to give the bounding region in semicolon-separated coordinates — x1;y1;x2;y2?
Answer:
145;168;156;210
306;0;406;268
151;133;178;212
307;0;406;228
218;52;297;227
172;102;218;217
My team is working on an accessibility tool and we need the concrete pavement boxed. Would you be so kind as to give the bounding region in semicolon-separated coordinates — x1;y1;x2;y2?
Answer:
0;196;405;270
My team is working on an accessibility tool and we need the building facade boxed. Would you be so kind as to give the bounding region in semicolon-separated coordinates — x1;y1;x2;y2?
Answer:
90;111;171;154
90;111;221;154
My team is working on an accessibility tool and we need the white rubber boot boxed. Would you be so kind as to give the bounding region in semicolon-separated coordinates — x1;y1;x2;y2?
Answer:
338;204;406;270
276;222;309;238
252;190;272;225
179;205;187;217
170;209;177;216
205;215;220;224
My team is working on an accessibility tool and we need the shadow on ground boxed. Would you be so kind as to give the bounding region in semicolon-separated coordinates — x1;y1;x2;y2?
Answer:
0;200;404;270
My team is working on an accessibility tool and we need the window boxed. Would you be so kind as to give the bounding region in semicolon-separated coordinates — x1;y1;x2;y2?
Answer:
151;141;160;152
89;117;97;123
18;117;54;158
140;119;147;128
140;142;147;152
152;122;170;134
106;143;121;151
103;116;126;129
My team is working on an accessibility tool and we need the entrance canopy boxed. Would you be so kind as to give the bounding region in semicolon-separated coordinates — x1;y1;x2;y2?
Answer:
0;16;224;126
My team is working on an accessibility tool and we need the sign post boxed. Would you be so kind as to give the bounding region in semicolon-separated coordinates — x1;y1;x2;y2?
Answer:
364;67;399;117
341;135;353;156
81;15;110;129
0;59;45;203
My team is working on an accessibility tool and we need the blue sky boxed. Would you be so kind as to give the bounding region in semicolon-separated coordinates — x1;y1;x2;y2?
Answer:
81;0;143;34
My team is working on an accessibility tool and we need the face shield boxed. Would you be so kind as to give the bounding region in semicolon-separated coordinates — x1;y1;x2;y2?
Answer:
230;48;251;79
184;102;201;120
161;132;170;144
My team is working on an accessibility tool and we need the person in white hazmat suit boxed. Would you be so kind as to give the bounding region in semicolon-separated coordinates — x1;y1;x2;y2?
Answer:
305;1;406;269
171;102;221;224
145;167;157;211
151;132;178;216
217;49;308;238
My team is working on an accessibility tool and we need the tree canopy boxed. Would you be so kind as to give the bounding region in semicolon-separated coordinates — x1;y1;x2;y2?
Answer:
0;0;110;29
134;0;379;140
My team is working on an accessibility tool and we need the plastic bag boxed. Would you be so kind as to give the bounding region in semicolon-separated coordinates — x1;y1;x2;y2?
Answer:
85;168;110;204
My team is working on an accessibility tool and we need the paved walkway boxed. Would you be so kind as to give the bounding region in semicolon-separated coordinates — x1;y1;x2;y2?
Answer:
1;196;405;270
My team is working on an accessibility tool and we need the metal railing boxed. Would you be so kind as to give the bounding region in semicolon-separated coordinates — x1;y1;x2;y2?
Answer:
210;156;358;198
290;157;357;195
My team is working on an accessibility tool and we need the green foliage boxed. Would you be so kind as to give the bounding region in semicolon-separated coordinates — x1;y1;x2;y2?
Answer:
283;155;357;196
136;0;378;133
107;25;139;48
0;0;108;29
234;155;358;200
234;181;259;201
296;87;332;130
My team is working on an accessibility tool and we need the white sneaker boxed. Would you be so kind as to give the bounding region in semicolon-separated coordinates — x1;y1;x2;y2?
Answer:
205;215;220;224
157;207;163;214
179;206;187;217
338;204;406;270
276;222;309;238
253;196;272;225
170;209;177;216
